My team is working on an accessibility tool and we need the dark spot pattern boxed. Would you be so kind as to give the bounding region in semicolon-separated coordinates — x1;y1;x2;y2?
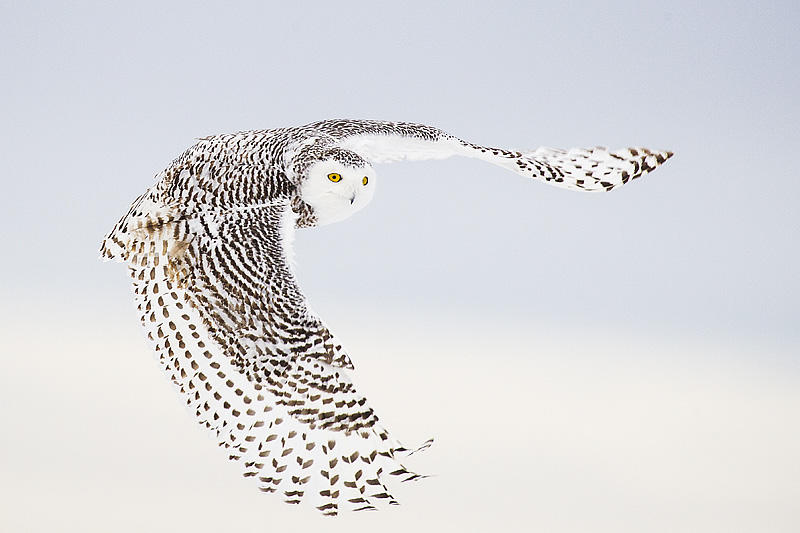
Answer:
100;118;672;515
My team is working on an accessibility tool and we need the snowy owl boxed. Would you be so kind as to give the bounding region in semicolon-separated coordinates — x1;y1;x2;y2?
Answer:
101;119;672;515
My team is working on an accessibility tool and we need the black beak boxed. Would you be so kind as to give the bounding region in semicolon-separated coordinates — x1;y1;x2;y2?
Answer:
349;194;355;205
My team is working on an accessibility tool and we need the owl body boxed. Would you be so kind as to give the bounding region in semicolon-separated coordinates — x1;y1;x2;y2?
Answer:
102;119;672;515
131;126;376;235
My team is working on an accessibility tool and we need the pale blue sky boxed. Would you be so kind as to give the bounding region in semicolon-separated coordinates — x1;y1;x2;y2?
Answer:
1;2;798;531
2;0;797;351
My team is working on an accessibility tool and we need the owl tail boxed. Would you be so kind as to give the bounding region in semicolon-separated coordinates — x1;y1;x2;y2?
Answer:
100;189;189;270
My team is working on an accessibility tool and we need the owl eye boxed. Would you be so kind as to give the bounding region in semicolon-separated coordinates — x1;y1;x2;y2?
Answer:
362;176;369;186
327;173;342;182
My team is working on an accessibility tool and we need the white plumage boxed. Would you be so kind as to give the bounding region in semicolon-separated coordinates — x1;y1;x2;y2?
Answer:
101;119;672;515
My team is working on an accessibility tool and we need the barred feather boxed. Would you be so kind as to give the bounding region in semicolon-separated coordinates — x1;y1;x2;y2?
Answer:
102;118;672;514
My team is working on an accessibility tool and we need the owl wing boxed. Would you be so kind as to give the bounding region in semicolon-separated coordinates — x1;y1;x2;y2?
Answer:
102;190;428;516
308;119;673;191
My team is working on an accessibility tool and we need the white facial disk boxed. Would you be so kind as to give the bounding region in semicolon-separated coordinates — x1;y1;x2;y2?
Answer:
299;160;377;225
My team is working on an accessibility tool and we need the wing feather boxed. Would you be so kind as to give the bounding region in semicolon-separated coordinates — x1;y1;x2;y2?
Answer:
306;119;673;191
102;188;427;515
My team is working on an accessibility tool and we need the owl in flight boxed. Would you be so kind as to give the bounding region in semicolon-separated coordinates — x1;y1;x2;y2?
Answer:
101;119;672;515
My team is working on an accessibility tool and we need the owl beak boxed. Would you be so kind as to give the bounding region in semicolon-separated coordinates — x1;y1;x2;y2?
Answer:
349;194;356;205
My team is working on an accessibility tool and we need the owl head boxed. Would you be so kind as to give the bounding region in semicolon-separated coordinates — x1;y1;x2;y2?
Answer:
299;148;376;225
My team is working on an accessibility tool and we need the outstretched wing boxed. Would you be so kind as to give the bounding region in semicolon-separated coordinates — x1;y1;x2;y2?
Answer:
102;189;428;516
307;119;673;191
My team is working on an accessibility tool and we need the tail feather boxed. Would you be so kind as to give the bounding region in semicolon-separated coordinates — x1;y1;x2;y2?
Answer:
100;188;186;262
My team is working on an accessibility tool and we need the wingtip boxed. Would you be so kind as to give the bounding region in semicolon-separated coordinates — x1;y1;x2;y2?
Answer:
651;149;674;166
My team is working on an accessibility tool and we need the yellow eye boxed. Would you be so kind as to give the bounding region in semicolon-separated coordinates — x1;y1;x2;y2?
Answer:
327;173;342;182
362;176;369;186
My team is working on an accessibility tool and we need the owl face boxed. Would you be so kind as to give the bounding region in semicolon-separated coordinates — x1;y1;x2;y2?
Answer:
299;159;376;225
